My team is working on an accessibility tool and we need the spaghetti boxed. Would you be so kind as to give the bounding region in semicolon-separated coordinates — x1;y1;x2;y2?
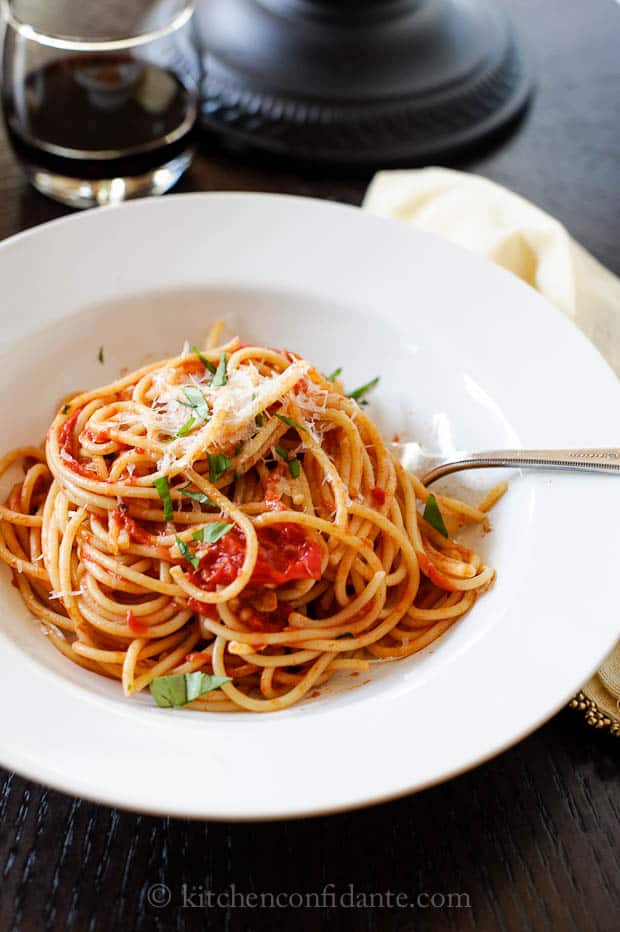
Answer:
0;326;504;713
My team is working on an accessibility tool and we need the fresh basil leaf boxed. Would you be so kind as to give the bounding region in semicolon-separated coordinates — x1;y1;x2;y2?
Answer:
255;413;265;428
275;445;289;461
192;521;233;544
153;476;173;521
207;453;232;483
339;632;355;639
212;353;228;387
423;493;449;538
288;458;301;479
98;346;104;364
175;534;199;569
192;345;216;374
275;413;307;432
150;672;230;708
347;376;379;402
62;404;71;415
149;674;187;708
182;387;211;421
326;367;342;382
181;488;218;508
186;672;229;702
175;416;195;438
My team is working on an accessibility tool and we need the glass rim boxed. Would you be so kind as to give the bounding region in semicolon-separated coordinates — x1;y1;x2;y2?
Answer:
1;0;194;51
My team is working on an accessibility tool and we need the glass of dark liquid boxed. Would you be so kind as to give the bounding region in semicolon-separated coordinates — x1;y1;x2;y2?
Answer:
2;0;200;208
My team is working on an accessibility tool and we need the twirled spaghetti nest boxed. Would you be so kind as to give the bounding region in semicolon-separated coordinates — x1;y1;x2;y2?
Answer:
0;327;503;712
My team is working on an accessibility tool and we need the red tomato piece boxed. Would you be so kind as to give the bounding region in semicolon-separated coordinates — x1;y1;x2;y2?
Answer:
189;524;322;592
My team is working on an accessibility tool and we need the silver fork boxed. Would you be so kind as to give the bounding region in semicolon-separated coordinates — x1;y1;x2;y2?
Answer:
389;443;620;486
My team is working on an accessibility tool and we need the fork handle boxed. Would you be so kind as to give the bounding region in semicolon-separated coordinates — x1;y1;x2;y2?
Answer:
422;449;620;485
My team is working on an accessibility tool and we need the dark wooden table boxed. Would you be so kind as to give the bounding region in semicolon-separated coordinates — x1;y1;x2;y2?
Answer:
1;1;619;930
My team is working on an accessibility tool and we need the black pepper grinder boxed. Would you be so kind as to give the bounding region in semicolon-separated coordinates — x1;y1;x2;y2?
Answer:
196;0;531;165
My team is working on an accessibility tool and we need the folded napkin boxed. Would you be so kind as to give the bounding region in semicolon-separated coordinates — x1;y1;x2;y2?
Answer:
363;167;620;727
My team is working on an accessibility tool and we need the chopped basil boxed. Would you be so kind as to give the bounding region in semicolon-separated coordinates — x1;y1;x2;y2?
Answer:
255;413;265;428
98;346;104;364
192;522;233;544
275;413;307;432
150;672;230;708
153;476;173;521
207;453;232;483
192;345;216;374
181;488;218;508
62;404;71;415
274;444;301;478
339;632;355;639
347;377;379;404
182;387;211;422
212;353;228;387
234;441;245;456
327;367;343;382
423;493;449;538
175;416;195;438
175;534;199;569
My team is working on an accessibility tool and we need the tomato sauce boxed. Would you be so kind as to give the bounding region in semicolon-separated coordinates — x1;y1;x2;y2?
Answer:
112;507;160;547
187;598;219;620
187;595;290;633
242;600;294;633
263;463;288;511
188;523;322;592
58;408;99;478
81;427;111;444
185;648;214;664
370;487;386;507
417;551;459;592
126;609;148;635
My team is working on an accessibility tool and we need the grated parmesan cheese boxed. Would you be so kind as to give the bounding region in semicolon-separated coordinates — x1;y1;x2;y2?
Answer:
150;359;311;473
49;589;82;600
99;352;313;476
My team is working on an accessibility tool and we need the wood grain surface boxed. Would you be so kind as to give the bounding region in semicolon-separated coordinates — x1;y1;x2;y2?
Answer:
0;1;619;930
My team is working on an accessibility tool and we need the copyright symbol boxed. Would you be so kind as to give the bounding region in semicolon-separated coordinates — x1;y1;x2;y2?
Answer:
147;883;171;908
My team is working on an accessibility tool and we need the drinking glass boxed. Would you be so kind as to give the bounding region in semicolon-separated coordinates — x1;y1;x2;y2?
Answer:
1;0;200;208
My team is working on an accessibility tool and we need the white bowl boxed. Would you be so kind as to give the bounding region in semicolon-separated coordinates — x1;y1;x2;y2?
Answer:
0;193;618;819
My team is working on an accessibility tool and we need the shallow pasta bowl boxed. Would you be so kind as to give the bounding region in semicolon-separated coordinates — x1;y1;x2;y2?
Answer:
0;193;618;820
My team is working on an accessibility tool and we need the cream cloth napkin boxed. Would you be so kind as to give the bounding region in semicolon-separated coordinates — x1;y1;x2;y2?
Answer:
363;167;620;723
